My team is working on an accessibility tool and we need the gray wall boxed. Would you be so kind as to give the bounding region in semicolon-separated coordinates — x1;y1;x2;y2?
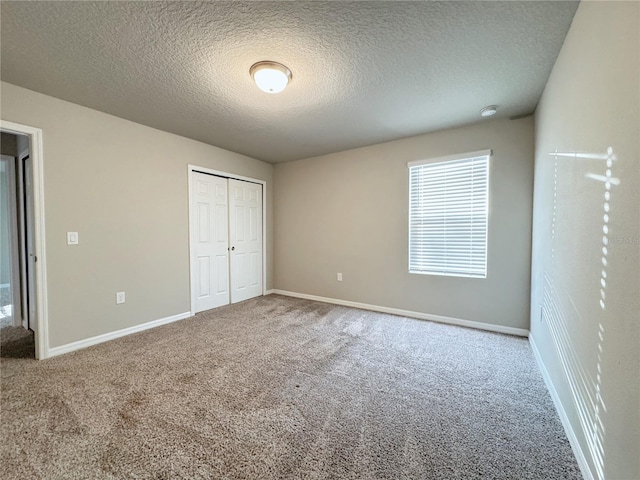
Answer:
0;157;10;285
16;134;29;157
1;82;274;348
531;2;639;479
274;117;534;330
1;132;17;156
0;132;18;286
0;132;27;287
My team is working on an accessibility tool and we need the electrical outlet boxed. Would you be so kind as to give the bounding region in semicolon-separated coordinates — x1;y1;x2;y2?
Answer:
116;292;126;304
337;273;343;282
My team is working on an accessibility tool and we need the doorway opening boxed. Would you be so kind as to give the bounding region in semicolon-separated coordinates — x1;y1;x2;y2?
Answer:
1;132;34;357
0;121;48;359
188;165;266;315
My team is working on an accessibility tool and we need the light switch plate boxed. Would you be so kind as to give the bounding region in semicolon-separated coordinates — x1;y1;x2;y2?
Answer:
116;292;125;304
67;232;79;245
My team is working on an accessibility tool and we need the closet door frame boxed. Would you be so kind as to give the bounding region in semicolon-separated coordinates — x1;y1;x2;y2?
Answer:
187;165;267;316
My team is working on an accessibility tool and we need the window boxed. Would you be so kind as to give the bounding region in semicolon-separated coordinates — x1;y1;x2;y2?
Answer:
408;150;490;278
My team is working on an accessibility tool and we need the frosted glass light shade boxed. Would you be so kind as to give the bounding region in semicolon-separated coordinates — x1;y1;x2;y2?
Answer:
480;105;498;117
250;61;292;94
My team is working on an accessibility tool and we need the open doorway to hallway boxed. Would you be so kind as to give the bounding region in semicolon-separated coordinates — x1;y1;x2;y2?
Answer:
1;131;35;358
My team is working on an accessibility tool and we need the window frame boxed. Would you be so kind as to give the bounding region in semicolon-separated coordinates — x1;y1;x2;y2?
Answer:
407;149;491;279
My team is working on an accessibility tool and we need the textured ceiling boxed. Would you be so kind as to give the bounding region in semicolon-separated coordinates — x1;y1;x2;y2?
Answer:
0;1;578;163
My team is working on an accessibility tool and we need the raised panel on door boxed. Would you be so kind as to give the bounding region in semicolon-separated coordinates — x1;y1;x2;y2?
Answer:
229;179;262;303
190;172;229;312
197;256;211;298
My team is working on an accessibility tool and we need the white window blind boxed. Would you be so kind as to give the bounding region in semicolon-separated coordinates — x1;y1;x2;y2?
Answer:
408;150;490;278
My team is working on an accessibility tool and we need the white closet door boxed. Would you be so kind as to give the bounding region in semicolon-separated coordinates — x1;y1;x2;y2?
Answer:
191;172;230;312
229;179;263;303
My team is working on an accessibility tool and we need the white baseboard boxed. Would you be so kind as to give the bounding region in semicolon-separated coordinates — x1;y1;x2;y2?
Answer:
529;335;594;480
46;311;191;358
264;289;275;295
270;289;529;337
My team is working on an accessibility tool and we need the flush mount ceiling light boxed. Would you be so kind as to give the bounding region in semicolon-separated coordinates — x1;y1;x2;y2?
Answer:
480;105;498;117
250;61;292;94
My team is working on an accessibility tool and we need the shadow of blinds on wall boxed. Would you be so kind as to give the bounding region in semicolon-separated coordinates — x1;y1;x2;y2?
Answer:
408;150;491;279
542;147;620;480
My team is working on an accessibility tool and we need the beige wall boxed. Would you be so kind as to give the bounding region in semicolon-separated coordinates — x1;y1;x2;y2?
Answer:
1;82;274;348
531;2;639;479
274;117;534;330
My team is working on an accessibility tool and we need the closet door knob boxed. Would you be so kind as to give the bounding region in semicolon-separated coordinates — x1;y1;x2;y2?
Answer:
231;246;235;251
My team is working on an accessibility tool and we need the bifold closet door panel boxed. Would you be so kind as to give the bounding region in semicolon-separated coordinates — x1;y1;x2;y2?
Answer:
191;172;230;312
228;179;263;303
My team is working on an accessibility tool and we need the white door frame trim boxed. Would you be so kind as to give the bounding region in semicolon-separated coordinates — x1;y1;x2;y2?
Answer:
187;164;266;315
1;120;49;360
